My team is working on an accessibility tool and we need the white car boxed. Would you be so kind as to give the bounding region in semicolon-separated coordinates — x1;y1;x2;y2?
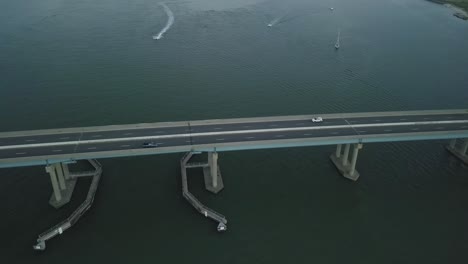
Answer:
312;117;323;123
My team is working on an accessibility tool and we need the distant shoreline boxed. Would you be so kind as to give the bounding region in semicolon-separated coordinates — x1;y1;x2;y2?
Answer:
426;0;468;20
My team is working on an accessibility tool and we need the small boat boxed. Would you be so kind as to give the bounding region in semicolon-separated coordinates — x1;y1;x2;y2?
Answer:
267;23;273;27
335;30;340;49
330;7;334;11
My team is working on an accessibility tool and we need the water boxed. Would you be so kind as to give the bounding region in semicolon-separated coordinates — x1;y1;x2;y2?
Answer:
1;0;468;262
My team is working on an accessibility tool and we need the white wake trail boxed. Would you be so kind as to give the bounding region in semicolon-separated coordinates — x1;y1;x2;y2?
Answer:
153;2;174;40
267;14;286;27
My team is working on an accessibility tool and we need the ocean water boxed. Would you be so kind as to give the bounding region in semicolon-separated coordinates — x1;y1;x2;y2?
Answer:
0;0;467;263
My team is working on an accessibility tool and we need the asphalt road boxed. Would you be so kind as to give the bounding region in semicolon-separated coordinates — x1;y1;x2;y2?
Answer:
1;113;468;162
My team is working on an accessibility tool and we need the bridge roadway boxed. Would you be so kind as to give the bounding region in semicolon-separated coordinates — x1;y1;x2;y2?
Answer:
1;109;468;168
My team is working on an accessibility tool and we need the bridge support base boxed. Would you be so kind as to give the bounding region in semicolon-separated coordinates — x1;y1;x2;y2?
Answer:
203;151;224;194
446;139;468;165
330;143;363;181
181;152;227;232
34;160;102;251
47;163;77;209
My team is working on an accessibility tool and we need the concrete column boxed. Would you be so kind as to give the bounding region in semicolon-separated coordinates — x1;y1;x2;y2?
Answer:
62;163;70;180
342;144;350;166
209;152;218;188
461;140;468;155
46;165;62;202
349;144;362;176
55;164;67;191
335;144;342;158
449;139;456;149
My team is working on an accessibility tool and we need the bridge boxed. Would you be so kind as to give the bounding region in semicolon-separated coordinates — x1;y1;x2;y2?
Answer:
1;109;468;250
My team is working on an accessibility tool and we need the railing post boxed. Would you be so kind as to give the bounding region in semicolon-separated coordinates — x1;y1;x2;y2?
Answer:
342;144;350;166
209;152;218;188
204;151;224;194
335;144;342;158
449;139;457;149
46;165;62;202
55;164;67;191
460;140;468;155
349;144;363;177
446;138;468;165
62;163;70;180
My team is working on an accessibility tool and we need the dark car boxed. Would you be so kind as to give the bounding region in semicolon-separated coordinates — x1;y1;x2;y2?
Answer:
142;142;158;148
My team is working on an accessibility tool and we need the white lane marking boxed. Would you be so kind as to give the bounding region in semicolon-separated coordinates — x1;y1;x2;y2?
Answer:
296;123;305;125
60;137;70;140
461;126;468;129
384;129;392;132
243;126;250;128
411;128;419;131
87;147;97;150
358;131;367;133
374;119;381;122
123;133;133;136
186;140;191;143
330;132;339;135
155;131;165;133
216;138;225;141
303;133;312;136
424;117;430;120
400;118;407;121
25;139;36;142
214;128;222;130
269;124;278;127
275;135;285;137
245;137;255;139
52;149;62;152
120;145;131;147
91;135;102;138
2;120;468;150
15;152;27;155
436;127;444;129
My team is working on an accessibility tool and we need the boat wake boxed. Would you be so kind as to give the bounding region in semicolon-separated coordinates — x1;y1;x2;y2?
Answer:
153;2;174;40
267;14;285;27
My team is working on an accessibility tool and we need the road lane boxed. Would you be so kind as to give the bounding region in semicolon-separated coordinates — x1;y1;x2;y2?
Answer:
1;119;467;160
1;113;468;148
0;110;467;168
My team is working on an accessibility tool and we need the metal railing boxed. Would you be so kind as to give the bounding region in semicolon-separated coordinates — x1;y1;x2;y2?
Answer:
180;152;227;231
33;160;102;250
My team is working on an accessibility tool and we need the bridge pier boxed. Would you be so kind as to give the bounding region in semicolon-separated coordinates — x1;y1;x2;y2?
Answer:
330;143;363;181
203;151;224;194
47;163;77;209
181;152;227;232
446;139;468;165
34;160;102;251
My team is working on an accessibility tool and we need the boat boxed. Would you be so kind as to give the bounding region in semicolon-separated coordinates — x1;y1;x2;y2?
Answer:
335;30;340;49
330;7;334;11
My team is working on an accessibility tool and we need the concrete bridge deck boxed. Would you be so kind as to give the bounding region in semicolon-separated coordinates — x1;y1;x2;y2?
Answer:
1;109;468;168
